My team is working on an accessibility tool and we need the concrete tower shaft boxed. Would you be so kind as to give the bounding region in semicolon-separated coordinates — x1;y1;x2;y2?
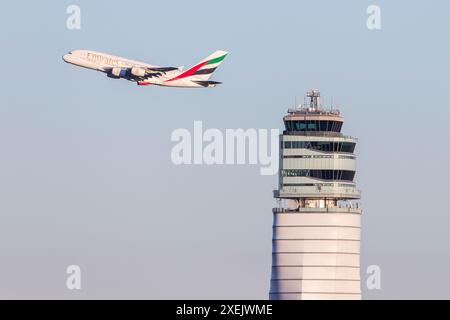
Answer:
269;90;362;300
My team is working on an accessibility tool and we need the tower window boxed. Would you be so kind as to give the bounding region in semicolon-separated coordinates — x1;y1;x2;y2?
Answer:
283;141;356;153
281;169;355;181
284;120;343;132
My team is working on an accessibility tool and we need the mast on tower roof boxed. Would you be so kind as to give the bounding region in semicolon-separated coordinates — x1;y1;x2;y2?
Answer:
307;89;321;110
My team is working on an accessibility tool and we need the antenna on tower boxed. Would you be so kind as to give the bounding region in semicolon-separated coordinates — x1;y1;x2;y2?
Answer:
307;89;321;110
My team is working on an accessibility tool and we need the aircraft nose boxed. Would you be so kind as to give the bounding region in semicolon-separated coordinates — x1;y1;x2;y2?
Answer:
62;53;72;63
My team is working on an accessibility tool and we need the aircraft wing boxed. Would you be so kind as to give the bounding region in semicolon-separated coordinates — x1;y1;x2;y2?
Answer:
105;65;179;80
146;66;178;73
143;66;178;79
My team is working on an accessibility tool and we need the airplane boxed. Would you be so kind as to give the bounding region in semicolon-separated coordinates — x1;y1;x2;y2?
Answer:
62;49;228;88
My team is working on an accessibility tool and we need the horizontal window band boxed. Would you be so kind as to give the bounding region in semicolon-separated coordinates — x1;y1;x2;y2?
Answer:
283;150;355;156
284;120;343;133
281;169;355;181
283;155;356;159
281;183;356;187
283;141;356;153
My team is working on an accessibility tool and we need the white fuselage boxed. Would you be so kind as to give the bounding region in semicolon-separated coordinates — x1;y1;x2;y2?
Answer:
62;50;209;88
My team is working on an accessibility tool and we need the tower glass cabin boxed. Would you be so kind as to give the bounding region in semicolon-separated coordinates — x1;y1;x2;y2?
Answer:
269;89;362;300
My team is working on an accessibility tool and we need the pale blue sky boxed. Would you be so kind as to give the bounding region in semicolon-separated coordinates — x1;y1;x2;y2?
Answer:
0;0;449;299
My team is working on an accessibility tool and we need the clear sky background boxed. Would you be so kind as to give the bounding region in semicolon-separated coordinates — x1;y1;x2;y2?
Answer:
0;0;449;299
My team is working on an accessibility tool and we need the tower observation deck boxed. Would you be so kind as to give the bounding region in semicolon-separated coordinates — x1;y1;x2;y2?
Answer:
269;89;362;300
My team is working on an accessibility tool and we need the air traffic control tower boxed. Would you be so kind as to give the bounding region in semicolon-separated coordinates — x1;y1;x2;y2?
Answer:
269;89;362;300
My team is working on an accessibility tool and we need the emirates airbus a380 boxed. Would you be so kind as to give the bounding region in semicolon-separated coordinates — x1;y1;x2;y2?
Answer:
62;50;228;88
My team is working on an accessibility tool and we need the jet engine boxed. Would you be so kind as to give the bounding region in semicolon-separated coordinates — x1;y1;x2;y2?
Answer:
110;67;126;78
131;67;146;77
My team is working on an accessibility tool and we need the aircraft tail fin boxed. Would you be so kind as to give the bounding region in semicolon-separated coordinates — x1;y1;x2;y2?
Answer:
167;50;228;82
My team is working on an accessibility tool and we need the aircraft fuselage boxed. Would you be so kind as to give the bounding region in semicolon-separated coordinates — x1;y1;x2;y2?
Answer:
63;49;227;88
